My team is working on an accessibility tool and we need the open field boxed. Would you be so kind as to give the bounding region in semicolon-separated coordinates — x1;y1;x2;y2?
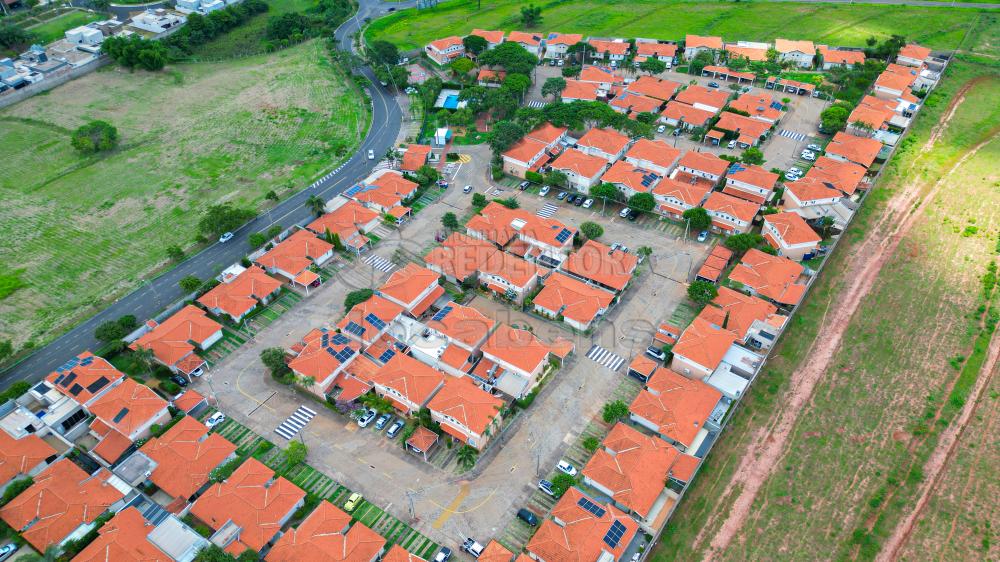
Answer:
365;0;993;52
650;56;1000;561
0;39;367;350
184;0;318;60
26;10;103;44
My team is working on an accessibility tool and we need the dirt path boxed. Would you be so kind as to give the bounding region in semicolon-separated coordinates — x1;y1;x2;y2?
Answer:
696;78;983;559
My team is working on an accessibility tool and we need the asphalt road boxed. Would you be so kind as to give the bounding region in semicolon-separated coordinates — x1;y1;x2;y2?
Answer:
0;0;412;388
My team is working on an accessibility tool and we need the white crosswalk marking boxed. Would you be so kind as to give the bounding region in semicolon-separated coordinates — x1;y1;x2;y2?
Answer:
364;254;395;273
585;345;626;372
275;406;317;440
778;129;807;142
537;203;558;218
526;100;545;108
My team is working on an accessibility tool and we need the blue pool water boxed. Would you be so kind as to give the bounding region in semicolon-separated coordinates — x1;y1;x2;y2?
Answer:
443;94;460;109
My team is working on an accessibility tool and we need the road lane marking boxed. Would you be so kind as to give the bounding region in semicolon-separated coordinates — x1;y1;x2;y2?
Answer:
432;483;469;529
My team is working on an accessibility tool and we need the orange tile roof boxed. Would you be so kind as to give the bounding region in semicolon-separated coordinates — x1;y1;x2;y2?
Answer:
289;328;361;380
660;101;714;127
609;92;662;114
807;156;866;195
775;38;815;54
479;542;514;562
546;32;582;47
406;426;438;452
601;160;661;193
428;36;463;51
533;273;614;325
471;29;504;44
704;191;760;223
764;211;821;247
577;128;630;157
582;423;680;517
729;93;784;121
630;369;722;448
726;163;778;191
578;65;623;85
0;459;124;551
401;144;432;172
636;42;677;59
724;44;767;62
848;98;894;132
191;458;306;552
371;353;445;408
171;389;206;414
685;35;722;50
702;65;755;81
527;487;638;562
480;251;542;289
784;176;844;203
467;201;576;248
676;151;728;177
0;431;56;486
527;122;568;144
337;295;404;341
560;79;600;101
714;112;771;140
675;85;729;110
898;43;931;62
628;354;658;379
46;351;125;405
728;249;807;306
549;337;576;359
379;263;440;308
503;136;549;164
819;46;865;66
424;232;498;281
306;201;379;245
874;66;917;93
697;286;780;340
354;171;420;209
507;31;541;47
72;507;168;562
425;301;496;349
91;425;133;465
197;266;282;320
625;138;681;170
711;245;734;261
669;454;700;483
562;240;639;292
89;378;168;438
588;39;629;56
383;544;427;562
141;416;237;500
266;501;385;562
672;316;737;372
550;148;608;178
427;376;504;436
257;229;334;277
482;324;551;374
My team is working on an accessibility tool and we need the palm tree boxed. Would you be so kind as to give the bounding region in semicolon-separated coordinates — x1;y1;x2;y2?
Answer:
132;345;156;375
306;195;326;217
456;445;478;470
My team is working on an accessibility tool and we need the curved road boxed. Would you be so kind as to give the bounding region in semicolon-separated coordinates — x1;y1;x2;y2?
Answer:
0;0;413;388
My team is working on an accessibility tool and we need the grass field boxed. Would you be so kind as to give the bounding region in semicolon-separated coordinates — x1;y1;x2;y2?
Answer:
365;0;992;52
184;0;318;60
650;53;1000;562
0;40;368;350
27;10;102;44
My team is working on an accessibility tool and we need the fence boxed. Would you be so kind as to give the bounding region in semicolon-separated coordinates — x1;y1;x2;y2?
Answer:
0;56;110;110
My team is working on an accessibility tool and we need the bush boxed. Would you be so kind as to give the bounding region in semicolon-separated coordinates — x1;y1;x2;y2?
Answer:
687;280;718;306
344;289;374;312
471;193;487;209
210;455;245;482
582;436;600;452
525;171;544;184
166;244;185;262
550;473;577;498
160;380;181;395
602;400;629;423
0;381;30;403
0;477;32;507
71;121;118;154
199;204;255;237
179;275;202;293
579;221;604;240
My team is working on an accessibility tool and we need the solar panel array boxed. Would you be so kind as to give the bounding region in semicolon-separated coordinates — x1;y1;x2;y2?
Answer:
729;163;746;174
113;407;130;423
555;228;573;243
640;172;660;187
432;306;453;322
331;334;351;345
770;101;783;110
85;376;109;394
325;346;356;363
603;520;627;548
379;348;397;363
577;496;607;518
58;372;77;388
344;322;366;337
365;313;387;331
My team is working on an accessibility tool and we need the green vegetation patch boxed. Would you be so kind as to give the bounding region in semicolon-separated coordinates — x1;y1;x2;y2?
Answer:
26;10;102;45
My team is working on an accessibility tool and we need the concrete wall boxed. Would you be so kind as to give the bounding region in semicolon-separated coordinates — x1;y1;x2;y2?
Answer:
0;57;110;111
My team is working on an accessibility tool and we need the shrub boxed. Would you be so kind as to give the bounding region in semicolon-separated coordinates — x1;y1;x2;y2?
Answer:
582;436;600;452
525;171;544;184
71;121;118;154
602;400;629;423
0;477;32;507
579;221;604;240
687;280;719;306
344;289;374;312
550;473;577;497
179;275;202;293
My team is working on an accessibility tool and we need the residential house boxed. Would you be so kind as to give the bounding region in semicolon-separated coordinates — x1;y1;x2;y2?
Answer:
652;176;712;220
72;507;201;562
684;35;723;60
424;232;499;283
465;201;576;266
634;40;677;67
425;36;465;65
695;244;734;284
724;41;768;63
0;429;57;490
629;368;723;452
847;95;896;136
346;170;419;218
501;122;567;178
825;131;882;168
477;541;514;562
128;9;185;34
0;459;125;552
600;160;662;199
401;144;432;172
190;458;306;553
428;376;504;450
896;43;932;68
670;317;737;379
674;85;729;113
728;249;808;307
526;487;639;562
267;501;385;562
560;79;601;103
197;265;283;323
477;251;542;304
256;229;334;287
477;68;506;87
560;240;639;294
471;29;505;50
728;93;784;124
873;65;918;99
625;75;681;102
507;31;542;56
762;211;822;261
544;33;582;59
135;416;237;504
424;301;496;353
660;101;714;130
532;272;615;331
698;286;787;353
307;199;382;254
588;39;630;63
781;176;854;228
723;163;779;204
549;148;609;192
89;377;170;443
624;138;682;177
576;127;631;162
377;263;444;317
338;295;404;347
609;92;662;117
172;389;207;415
45;351;125;409
131;305;222;376
703;191;759;235
774;38;815;68
806;156;867;196
370;353;445;415
480;325;552;400
578;65;624;95
818;46;865;69
384;545;429;562
288;328;361;396
713;112;772;147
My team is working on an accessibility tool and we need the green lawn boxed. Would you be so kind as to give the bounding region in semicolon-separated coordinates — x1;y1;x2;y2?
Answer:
27;10;102;45
365;0;990;52
0;40;368;351
183;0;319;60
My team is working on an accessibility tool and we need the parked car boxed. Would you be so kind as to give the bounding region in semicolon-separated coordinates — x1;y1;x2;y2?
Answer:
656;124;666;134
190;367;204;377
556;191;568;200
404;86;418;94
539;185;551;196
672;127;682;137
807;143;823;152
556;460;578;476
566;193;578;204
557;59;564;67
368;149;375;159
434;548;452;562
206;412;226;429
357;409;377;428
582;198;594;209
374;413;392;431
708;81;720;88
518;180;531;190
461;539;485;558
0;544;16;562
218;232;234;243
517;508;539;526
386;419;405;439
801;151;817;161
610;60;618;68
788;167;803;175
170;374;189;388
463;185;473;194
626;209;640;221
574;195;585;206
345;493;363;512
538;479;555;496
619;207;632;218
645;345;667;361
727;140;737;149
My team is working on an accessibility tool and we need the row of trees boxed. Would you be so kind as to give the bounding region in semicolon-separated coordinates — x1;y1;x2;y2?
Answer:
101;35;169;71
162;0;269;57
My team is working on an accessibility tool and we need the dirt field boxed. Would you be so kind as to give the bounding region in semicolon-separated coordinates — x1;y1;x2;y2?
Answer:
0;40;367;350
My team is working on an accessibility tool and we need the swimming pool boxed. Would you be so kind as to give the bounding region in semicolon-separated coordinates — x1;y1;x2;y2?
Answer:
442;94;460;109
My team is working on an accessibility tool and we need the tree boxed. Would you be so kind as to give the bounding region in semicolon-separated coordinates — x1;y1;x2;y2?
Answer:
199;204;255;236
582;436;600;452
817;215;835;237
463;34;488;56
688;50;714;75
724;232;767;254
344;288;374;312
540;77;567;101
260;348;290;380
682;207;712;231
179;275;202;293
284;441;307;466
639;57;666;75
562;65;581;78
368;40;399;65
602;400;629;423
359;393;394;414
503;73;532;99
94;318;128;343
0;477;33;507
496;197;519;210
627;192;655;212
166;244;185;262
589;182;619;201
741;147;765;165
471;192;488;209
457;445;479;470
71;121;118;154
416;164;441;186
442;212;460;230
487;120;526;156
132;346;156;374
479;42;538;75
0;22;35;51
449;57;474;77
687;280;718;306
579;221;604;240
550;473;576;498
306;195;326;217
820;103;851;132
248;232;268;248
545;170;568;188
520;4;543;27
638;246;653;259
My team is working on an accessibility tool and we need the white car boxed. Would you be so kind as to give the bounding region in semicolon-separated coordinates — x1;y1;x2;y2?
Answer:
806;143;823;152
367;150;375;160
619;207;632;218
190;367;204;378
206;412;226;429
556;460;578;476
0;544;16;562
218;232;234;243
582;198;594;209
463;185;473;194
656;124;666;134
357;409;377;428
539;185;551;197
727;140;737;149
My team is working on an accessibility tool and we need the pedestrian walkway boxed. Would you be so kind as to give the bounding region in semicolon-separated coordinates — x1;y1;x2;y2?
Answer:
364;253;396;273
526;100;545;108
585;345;626;372
536;202;558;218
274;405;316;440
778;129;807;142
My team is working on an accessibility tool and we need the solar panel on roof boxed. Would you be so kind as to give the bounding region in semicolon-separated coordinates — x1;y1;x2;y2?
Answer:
603;520;627;548
80;356;94;366
770;101;783;110
86;376;109;394
344;322;366;337
394;342;408;351
53;374;65;386
577;496;606;518
379;349;397;363
431;306;453;322
344;184;364;197
336;348;356;362
365;313;387;331
555;228;572;243
69;383;84;396
59;372;77;388
112;407;129;423
332;334;350;345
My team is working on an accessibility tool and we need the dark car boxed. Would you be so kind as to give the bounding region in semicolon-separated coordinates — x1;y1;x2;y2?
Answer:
556;191;568;201
574;195;585;206
517;508;539;526
565;193;577;204
707;81;720;88
627;209;640;221
170;374;189;387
